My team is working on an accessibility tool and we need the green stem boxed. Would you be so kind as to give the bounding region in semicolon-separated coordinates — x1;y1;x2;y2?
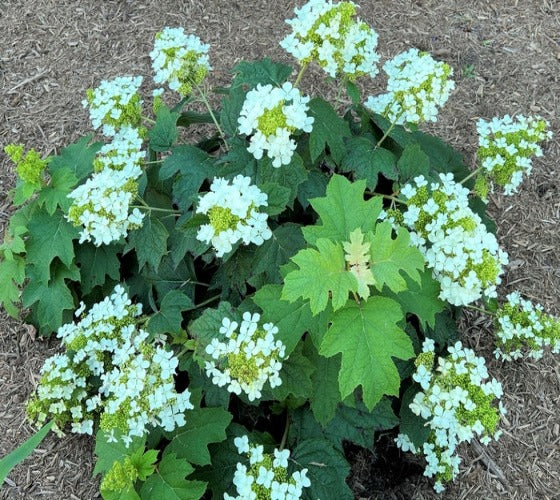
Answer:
294;62;309;88
143;159;164;165
142;115;156;124
465;303;496;317
193;82;229;151
279;412;290;451
371;192;408;205
374;111;406;150
460;167;483;185
191;294;221;310
132;198;181;215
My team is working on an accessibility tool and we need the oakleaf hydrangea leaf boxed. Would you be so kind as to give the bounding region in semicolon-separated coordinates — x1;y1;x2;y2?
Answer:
320;296;414;410
343;228;375;299
37;167;78;215
368;222;424;293
0;256;25;317
148;290;193;336
308;98;351;164
282;238;358;315
48;134;102;182
76;243;121;295
303;174;382;245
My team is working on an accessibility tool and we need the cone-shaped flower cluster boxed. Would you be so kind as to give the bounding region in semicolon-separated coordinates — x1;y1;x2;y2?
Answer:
400;173;508;306
26;286;193;447
150;27;211;96
475;114;552;198
494;291;560;361
82;76;143;137
396;339;505;493
225;435;311;499
205;312;285;401
238;82;314;168
280;0;380;80
196;175;272;257
365;48;454;125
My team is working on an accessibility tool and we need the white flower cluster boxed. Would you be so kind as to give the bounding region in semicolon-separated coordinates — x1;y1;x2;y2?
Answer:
67;167;144;246
26;286;193;446
365;48;454;125
494;291;560;361
93;126;145;174
196;175;272;257
280;0;380;80
150;27;211;96
476;114;552;197
225;435;311;500
400;173;508;306
205;312;285;401
396;339;505;493
238;82;314;167
82;76;144;137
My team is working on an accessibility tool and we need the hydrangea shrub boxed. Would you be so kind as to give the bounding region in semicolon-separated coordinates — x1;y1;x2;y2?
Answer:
0;0;556;497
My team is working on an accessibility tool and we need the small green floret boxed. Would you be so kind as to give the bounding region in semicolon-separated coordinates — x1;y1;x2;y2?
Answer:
257;102;293;137
4;143;47;186
208;206;241;233
101;457;138;492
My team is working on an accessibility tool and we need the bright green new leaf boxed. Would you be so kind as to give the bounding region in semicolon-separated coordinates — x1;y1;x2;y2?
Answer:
320;296;414;410
291;438;353;500
282;238;358;315
308;98;351;164
232;58;292;88
303;174;382;245
129;448;159;482
0;256;25;317
26;209;80;283
163;407;232;466
76;243;121;294
149;106;180;152
93;430;146;476
48;134;102;182
148;289;193;336
139;453;207;500
368;222;424;293
127;216;169;271
37;167;78;215
0;421;53;486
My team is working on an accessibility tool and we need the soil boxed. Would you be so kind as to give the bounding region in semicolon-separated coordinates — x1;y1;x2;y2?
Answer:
1;1;559;499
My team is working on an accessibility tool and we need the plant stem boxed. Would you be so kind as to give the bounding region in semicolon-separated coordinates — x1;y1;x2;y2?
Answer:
465;303;497;317
132;198;181;215
371;192;408;205
143;159;164;165
191;294;221;310
294;62;309;88
193;82;229;151
142;115;156;124
460;167;483;185
279;412;290;451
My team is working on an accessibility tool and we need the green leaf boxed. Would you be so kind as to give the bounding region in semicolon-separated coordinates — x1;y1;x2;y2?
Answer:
147;290;193;335
251;224;304;284
368;113;416;149
303;174;383;245
368;222;424;293
76;243;121;294
399;385;431;449
346;80;361;105
291;438;352;500
216;137;257;178
0;256;25;317
397;143;432;184
163;407;232;466
232;58;292;88
253;284;326;356
267;342;314;401
93;430;146;476
160;145;213;181
425;308;460;345
220;86;246;137
149;106;180;152
308;98;351;164
22;265;76;333
140;453;206;500
296;168;328;209
127;216;169;271
303;338;341;426
282;238;358;315
341;138;398;189
37;167;78;215
26;209;80;283
259;182;292;216
0;421;53;486
48;135;102;181
388;269;445;329
320;296;413;410
102;485;140;500
130;448;159;482
255;154;307;206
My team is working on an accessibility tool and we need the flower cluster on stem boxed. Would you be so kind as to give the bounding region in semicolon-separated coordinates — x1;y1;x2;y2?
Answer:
494;291;560;361
225;435;311;499
365;48;454;125
475;114;552;198
205;312;285;401
399;173;508;306
396;339;505;493
238;82;314;167
280;0;380;80
26;285;193;447
4;143;47;187
150;27;211;96
196;175;272;257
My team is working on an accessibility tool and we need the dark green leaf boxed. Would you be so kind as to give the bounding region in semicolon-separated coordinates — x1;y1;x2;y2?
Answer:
397;143;432;184
160;145;212;181
127;216;169;271
220;86;246;137
260;182;291;216
255;154;307;206
399;385;431;449
424;308;460;345
346;80;361;105
266;342;314;401
149;106;180;152
296;169;329;209
232;58;293;88
148;290;193;335
0;256;25;317
368;113;416;149
308;98;351;164
37;167;78;215
76;243;121;295
48;135;102;181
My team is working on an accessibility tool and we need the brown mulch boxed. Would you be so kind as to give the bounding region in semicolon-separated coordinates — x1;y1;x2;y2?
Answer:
1;1;559;498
